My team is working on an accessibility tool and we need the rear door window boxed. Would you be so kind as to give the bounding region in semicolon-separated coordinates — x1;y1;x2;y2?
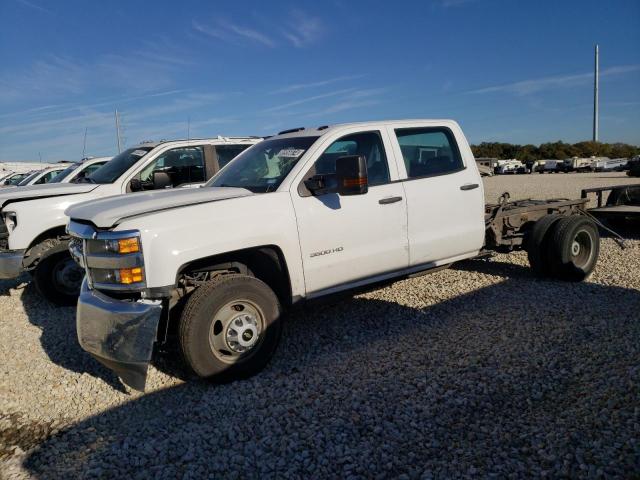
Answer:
395;128;464;178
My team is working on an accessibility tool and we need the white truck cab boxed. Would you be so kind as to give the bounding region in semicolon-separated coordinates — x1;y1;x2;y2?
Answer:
48;157;112;184
16;164;73;187
67;119;488;389
0;137;261;304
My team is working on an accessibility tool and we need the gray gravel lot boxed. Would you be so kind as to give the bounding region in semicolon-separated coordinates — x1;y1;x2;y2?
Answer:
1;172;639;479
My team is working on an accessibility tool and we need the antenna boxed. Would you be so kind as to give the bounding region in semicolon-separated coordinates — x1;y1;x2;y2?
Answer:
38;152;42;163
115;109;123;153
82;127;88;159
187;116;191;141
593;44;599;142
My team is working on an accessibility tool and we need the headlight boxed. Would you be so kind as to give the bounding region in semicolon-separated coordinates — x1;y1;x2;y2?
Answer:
88;236;140;255
2;211;17;231
91;267;145;285
68;228;146;291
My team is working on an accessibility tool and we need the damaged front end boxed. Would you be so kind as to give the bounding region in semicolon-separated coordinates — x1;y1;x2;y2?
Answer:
69;221;164;390
0;217;25;279
77;280;162;390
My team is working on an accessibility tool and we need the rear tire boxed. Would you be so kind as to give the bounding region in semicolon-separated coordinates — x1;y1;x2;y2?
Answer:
179;274;283;381
547;215;599;281
33;251;84;306
525;214;562;277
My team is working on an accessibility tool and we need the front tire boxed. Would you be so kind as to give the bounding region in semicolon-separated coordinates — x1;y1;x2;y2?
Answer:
33;251;84;306
179;274;283;381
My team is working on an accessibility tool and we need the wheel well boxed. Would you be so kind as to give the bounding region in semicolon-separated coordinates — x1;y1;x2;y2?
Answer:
177;246;292;307
27;226;68;252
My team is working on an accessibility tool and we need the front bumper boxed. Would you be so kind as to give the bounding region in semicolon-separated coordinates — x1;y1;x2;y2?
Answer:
76;279;162;391
0;249;25;279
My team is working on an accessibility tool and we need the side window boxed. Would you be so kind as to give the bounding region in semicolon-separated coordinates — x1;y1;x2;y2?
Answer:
72;162;107;182
139;146;205;187
395;128;464;178
314;131;390;186
215;145;251;169
34;171;58;184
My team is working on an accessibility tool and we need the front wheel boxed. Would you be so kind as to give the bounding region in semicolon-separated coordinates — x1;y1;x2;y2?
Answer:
179;274;283;381
33;251;85;306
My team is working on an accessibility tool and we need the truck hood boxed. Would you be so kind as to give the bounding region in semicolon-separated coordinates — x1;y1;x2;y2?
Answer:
66;187;254;227
0;183;99;208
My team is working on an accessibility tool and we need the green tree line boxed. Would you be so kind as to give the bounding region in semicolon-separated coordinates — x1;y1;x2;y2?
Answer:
471;141;640;161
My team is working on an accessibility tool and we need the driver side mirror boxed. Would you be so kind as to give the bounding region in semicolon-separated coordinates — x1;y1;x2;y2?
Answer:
129;178;143;192
152;171;172;190
336;155;368;195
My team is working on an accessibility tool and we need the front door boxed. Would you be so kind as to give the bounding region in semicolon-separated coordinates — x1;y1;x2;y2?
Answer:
291;130;409;295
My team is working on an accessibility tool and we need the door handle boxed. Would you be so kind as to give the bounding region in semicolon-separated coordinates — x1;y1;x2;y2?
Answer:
379;196;403;205
460;183;479;191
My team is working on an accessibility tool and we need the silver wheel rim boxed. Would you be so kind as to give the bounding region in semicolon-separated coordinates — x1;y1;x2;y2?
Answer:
52;257;84;295
208;299;265;364
571;229;595;269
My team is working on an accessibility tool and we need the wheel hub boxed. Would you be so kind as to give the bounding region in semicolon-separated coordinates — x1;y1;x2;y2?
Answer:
54;258;84;293
225;314;260;353
571;240;581;256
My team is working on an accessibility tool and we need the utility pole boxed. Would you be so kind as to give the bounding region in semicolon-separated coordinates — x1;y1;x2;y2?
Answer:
82;127;88;159
593;44;599;142
187;116;191;141
115;109;122;153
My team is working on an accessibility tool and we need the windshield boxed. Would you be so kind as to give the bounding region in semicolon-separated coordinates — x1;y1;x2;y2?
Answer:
18;171;41;186
50;163;80;183
208;137;317;193
88;147;153;184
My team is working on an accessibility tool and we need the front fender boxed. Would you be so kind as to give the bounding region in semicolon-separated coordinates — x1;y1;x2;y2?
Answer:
116;193;306;298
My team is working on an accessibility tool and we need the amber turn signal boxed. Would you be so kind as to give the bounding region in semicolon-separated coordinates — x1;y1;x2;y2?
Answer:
118;238;140;254
119;267;144;284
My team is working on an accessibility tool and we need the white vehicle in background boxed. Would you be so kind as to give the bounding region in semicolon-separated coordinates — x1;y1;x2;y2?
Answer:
0;137;261;304
594;157;628;172
563;157;594;173
542;159;564;173
48;157;112;184
496;159;522;174
1;172;32;187
12;164;72;188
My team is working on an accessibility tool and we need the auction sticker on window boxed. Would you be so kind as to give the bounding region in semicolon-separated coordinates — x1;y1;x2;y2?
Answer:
131;149;148;157
277;148;305;158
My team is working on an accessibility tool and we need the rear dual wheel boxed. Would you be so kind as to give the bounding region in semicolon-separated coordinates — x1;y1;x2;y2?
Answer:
525;214;599;281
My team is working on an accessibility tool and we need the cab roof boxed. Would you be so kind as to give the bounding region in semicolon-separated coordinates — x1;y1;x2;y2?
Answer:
273;119;457;139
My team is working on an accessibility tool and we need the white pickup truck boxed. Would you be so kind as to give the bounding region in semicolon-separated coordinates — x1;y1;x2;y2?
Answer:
0;137;260;305
66;120;601;390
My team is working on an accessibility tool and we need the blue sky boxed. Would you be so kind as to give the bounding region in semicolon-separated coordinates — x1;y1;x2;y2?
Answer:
0;0;638;161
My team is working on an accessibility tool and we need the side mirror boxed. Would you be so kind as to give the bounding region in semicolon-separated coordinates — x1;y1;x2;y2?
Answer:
336;155;368;195
129;178;143;192
304;174;338;196
152;171;172;189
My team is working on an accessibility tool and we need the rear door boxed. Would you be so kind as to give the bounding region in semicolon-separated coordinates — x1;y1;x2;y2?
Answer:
387;125;485;267
291;128;409;294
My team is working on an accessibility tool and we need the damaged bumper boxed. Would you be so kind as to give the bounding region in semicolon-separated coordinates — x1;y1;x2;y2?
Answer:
0;249;25;279
76;279;162;391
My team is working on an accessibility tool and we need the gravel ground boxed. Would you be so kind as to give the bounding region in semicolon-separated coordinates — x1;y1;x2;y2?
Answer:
1;173;639;479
